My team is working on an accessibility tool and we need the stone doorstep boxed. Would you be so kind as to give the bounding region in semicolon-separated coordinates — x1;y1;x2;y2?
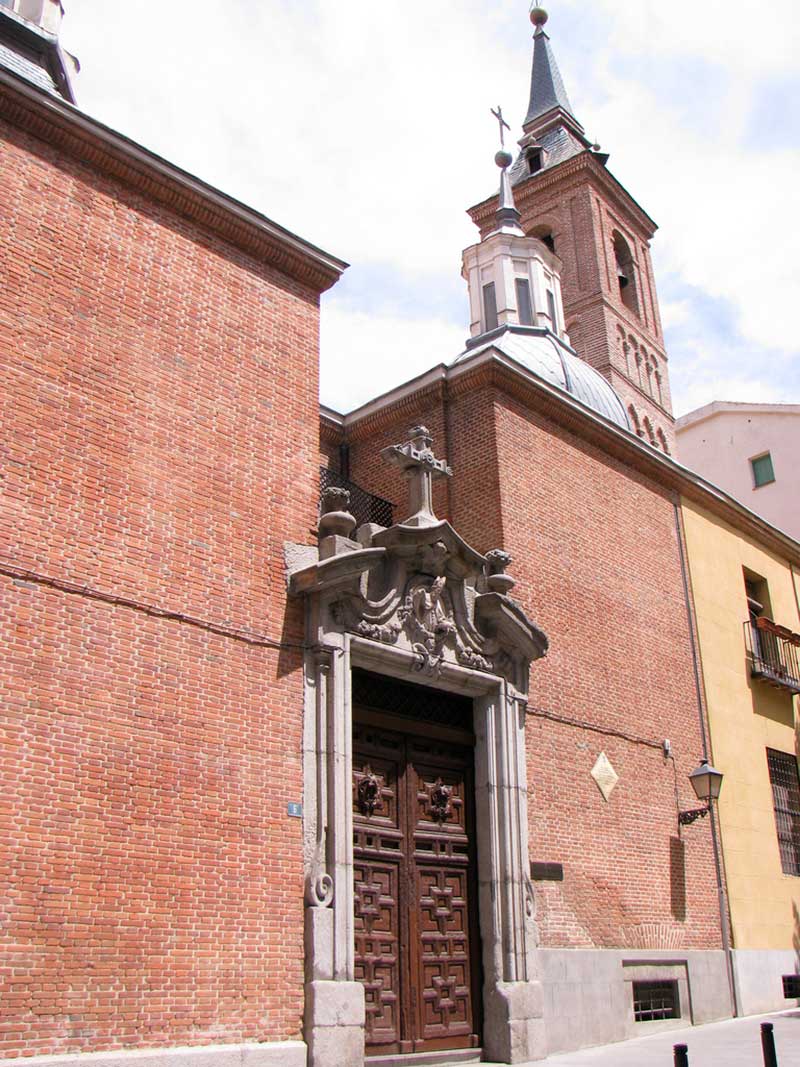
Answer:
366;1050;484;1067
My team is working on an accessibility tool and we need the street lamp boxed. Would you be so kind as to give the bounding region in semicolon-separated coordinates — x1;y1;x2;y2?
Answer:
678;759;724;826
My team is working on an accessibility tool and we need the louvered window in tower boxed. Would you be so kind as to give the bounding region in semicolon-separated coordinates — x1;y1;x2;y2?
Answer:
515;278;534;327
546;289;557;329
483;283;498;331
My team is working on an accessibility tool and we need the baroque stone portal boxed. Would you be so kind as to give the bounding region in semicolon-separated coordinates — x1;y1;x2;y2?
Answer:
288;427;549;1066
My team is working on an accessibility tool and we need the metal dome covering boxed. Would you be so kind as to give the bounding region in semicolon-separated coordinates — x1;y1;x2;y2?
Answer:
454;325;631;431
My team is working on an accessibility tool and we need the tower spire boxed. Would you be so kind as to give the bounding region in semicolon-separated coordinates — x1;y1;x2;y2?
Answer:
493;149;524;236
490;107;524;236
524;6;583;134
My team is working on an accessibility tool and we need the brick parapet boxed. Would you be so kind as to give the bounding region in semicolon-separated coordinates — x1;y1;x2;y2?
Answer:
0;69;346;295
0;89;323;1055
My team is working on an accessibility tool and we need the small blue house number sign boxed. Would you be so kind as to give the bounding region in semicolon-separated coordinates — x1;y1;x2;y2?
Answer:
287;802;303;818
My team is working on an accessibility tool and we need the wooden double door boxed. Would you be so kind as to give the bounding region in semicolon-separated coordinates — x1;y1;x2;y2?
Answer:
352;708;482;1057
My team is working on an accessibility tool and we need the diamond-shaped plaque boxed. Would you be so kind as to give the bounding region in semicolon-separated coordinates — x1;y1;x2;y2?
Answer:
591;752;619;802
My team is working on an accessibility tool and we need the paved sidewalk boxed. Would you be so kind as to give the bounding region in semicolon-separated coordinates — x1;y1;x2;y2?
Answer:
459;1010;800;1066
540;1010;800;1065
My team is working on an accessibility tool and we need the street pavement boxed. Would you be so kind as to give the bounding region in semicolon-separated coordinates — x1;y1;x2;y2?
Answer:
453;1010;800;1066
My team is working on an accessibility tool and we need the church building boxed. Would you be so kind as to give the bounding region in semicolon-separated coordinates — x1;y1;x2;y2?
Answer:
1;5;798;1067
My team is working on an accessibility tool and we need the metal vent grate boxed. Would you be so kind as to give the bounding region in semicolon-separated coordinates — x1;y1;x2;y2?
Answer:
633;981;680;1023
352;669;472;731
767;749;800;877
320;467;394;529
783;975;800;998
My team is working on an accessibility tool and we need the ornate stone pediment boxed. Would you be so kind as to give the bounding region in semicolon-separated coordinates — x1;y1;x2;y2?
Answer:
293;429;550;1067
289;428;547;688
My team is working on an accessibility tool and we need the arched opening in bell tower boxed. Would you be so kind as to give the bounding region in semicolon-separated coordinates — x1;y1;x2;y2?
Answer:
613;231;639;317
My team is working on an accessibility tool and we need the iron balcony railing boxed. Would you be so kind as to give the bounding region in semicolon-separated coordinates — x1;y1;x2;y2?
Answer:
319;467;394;530
744;617;800;694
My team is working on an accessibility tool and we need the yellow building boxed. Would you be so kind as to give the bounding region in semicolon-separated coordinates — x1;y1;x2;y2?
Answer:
681;496;800;1015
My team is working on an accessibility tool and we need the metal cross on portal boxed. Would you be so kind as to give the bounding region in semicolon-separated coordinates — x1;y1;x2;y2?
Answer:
491;105;511;148
381;426;452;528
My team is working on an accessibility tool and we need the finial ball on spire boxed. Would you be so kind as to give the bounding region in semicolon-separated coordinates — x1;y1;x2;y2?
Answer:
495;149;513;169
530;6;548;27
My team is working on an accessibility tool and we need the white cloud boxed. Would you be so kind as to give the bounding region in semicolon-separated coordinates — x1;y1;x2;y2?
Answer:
59;0;800;415
320;302;465;413
576;0;800;76
659;298;692;332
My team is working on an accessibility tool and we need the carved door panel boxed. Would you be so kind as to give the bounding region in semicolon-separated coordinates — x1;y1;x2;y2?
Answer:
353;718;481;1057
353;726;404;1052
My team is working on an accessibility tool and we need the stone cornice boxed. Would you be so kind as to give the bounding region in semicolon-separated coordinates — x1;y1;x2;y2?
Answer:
324;351;800;567
0;69;347;294
468;153;658;241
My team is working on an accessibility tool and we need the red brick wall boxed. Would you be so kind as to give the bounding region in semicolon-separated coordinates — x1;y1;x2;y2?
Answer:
342;379;721;953
492;396;719;949
320;429;341;474
0;118;319;1055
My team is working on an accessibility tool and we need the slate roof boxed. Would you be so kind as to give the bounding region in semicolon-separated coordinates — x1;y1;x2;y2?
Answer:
525;29;576;128
453;326;631;431
509;123;587;187
0;37;58;95
0;9;75;102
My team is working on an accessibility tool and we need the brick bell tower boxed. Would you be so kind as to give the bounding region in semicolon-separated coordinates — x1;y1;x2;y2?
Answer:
468;5;675;454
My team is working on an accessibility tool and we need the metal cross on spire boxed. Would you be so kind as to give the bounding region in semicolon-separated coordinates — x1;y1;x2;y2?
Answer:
491;105;511;149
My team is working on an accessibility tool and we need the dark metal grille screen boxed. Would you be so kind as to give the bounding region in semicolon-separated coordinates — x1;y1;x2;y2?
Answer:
320;467;394;529
352;669;472;731
783;975;800;998
632;981;680;1023
767;748;800;876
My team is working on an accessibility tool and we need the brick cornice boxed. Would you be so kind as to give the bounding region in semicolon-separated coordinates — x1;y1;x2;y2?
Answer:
0;69;347;294
320;413;344;448
328;351;800;567
343;379;447;443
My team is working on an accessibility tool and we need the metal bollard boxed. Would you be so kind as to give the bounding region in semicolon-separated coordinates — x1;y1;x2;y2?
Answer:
761;1022;778;1067
674;1044;689;1067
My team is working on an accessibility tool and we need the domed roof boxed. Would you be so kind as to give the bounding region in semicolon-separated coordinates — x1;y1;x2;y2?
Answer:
453;326;630;431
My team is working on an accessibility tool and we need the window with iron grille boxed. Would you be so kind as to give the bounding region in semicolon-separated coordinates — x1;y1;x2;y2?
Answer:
767;749;800;876
632;981;680;1022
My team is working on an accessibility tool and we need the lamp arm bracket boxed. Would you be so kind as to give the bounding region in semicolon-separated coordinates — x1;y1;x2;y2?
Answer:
678;804;711;826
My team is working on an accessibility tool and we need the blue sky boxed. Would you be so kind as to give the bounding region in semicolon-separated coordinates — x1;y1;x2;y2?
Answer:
59;0;800;416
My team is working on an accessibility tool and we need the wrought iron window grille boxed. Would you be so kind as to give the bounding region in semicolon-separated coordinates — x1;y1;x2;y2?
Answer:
319;467;394;530
767;748;800;877
632;980;680;1023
